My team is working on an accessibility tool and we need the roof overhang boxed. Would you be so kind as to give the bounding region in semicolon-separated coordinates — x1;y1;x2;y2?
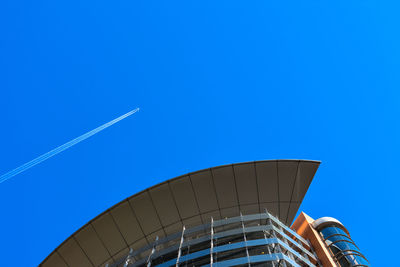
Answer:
40;159;320;267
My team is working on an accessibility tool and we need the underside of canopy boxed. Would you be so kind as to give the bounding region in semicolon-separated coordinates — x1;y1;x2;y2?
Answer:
40;159;320;267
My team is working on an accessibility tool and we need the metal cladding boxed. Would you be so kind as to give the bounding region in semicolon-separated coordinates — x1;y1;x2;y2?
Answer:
40;159;320;267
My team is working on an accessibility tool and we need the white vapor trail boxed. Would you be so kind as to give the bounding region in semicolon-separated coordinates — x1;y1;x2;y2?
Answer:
0;108;140;184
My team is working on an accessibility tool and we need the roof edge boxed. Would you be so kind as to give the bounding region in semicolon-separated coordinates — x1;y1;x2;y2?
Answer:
40;159;320;266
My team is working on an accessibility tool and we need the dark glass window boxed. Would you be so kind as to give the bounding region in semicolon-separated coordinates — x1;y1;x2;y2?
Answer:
320;226;348;238
325;234;353;244
319;225;369;267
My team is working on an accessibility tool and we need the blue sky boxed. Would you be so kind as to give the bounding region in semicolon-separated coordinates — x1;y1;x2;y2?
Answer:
0;0;398;265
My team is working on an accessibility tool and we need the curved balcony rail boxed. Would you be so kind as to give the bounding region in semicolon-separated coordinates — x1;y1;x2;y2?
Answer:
318;225;368;267
109;211;319;267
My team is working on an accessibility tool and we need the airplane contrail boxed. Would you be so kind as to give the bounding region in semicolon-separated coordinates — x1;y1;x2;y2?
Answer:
0;108;140;184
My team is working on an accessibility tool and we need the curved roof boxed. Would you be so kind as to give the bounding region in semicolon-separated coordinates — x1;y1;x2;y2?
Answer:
40;159;320;267
312;217;350;235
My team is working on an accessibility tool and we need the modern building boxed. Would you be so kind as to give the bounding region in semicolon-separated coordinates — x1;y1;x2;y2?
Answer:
291;214;369;266
40;160;368;267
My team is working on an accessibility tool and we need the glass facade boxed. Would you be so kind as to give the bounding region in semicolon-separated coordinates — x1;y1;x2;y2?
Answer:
318;225;369;267
109;212;319;267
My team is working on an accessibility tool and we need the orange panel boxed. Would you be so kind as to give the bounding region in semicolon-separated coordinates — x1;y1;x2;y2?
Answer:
291;212;336;267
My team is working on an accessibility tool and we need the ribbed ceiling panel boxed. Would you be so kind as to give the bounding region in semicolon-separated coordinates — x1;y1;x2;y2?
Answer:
40;160;320;267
